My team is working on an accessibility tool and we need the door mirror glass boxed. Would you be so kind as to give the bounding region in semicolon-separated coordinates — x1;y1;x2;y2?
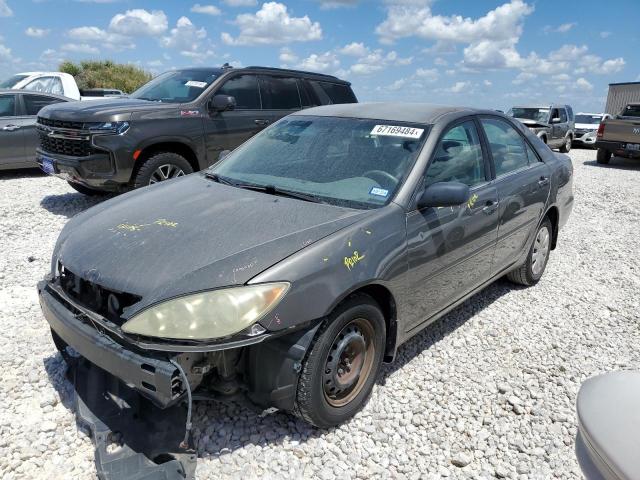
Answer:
210;94;236;112
418;182;470;209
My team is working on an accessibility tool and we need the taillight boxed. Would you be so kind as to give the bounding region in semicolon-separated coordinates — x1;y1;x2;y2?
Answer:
597;122;605;138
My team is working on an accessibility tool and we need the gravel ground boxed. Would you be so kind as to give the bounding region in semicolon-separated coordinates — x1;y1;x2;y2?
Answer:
0;149;639;479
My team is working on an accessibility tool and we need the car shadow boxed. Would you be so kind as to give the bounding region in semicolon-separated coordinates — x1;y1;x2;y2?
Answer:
0;167;44;179
42;276;515;467
40;192;110;218
583;157;640;170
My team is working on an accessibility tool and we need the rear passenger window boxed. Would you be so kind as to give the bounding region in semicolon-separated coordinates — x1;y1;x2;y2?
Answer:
298;80;313;108
308;81;331;105
559;109;567;122
23;95;65;116
481;118;529;176
425;121;486;187
308;81;356;105
217;75;261;110
0;95;16;116
260;76;300;110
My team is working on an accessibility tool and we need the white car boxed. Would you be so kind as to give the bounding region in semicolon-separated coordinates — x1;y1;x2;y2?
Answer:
573;112;612;148
0;72;124;101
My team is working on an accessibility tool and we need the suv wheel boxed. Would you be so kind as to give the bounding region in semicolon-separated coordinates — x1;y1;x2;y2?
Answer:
294;294;385;428
559;136;572;153
597;148;611;165
507;217;552;286
133;152;193;188
67;181;108;196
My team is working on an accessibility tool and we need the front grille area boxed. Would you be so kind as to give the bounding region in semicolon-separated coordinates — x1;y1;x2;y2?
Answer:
38;130;92;157
58;264;141;326
38;117;86;130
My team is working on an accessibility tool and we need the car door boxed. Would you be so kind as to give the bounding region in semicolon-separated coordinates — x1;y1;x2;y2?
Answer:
20;93;67;163
258;75;302;124
549;108;562;146
0;93;27;168
558;108;569;140
478;116;550;273
203;73;266;166
404;119;499;331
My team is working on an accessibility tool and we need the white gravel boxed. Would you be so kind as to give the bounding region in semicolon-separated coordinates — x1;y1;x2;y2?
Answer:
1;149;639;479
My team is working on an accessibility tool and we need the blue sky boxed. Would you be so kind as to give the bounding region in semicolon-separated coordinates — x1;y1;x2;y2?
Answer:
0;0;637;111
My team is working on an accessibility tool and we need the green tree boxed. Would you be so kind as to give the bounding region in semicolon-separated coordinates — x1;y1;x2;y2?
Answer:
59;60;152;94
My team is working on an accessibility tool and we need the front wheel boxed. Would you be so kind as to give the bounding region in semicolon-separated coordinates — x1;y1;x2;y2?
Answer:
597;148;611;164
294;294;386;428
133;152;193;189
559;136;572;153
507;217;552;286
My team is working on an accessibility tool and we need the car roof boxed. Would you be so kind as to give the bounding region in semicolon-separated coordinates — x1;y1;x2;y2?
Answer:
0;89;71;101
292;102;482;124
171;65;350;84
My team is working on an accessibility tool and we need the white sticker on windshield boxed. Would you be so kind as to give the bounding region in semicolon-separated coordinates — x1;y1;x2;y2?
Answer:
370;125;424;139
185;80;208;89
369;187;389;197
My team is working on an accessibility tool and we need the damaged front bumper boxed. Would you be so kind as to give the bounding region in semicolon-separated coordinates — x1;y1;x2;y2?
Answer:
39;281;186;408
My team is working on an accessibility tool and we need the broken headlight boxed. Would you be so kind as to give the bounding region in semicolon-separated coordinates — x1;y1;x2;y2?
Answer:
121;283;289;340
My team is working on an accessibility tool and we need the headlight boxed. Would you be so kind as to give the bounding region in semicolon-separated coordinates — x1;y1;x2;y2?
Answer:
121;283;289;340
85;121;129;134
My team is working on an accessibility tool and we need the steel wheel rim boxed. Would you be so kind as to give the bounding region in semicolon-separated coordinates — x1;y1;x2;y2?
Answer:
566;138;571;150
149;164;185;185
531;226;550;276
323;318;375;408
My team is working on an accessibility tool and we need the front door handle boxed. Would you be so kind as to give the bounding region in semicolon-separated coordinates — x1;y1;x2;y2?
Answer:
254;119;270;126
2;124;20;131
538;176;550;187
482;200;499;215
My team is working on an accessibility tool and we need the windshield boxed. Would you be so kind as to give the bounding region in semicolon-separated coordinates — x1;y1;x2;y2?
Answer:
210;116;428;209
575;114;603;124
621;104;640;118
130;69;219;103
508;107;550;123
0;74;29;89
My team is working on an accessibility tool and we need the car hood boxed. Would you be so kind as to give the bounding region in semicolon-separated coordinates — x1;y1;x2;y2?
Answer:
575;123;598;131
54;174;368;316
516;118;550;129
38;98;177;123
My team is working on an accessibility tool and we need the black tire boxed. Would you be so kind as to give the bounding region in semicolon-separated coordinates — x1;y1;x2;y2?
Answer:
559;136;572;153
133;152;193;189
596;148;611;164
507;217;553;286
67;181;108;196
294;294;386;428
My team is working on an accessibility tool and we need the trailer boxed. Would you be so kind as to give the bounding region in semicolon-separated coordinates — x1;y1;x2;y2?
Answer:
605;82;640;116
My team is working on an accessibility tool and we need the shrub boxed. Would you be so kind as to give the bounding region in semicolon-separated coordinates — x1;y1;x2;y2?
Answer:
59;60;152;93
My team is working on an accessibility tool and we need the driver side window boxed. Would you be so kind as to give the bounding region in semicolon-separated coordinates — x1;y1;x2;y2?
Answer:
425;121;486;187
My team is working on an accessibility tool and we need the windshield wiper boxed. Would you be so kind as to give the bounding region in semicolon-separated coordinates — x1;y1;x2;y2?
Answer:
204;173;320;203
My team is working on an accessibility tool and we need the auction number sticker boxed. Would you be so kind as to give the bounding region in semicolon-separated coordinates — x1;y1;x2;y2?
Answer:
370;125;424;139
185;80;208;88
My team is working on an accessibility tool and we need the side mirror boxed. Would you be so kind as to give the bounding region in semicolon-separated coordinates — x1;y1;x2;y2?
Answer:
218;150;231;161
418;182;470;209
210;94;236;113
551;117;561;124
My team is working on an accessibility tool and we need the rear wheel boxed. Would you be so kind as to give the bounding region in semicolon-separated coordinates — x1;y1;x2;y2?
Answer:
67;181;108;196
597;148;611;164
294;294;385;428
559;136;572;153
507;217;552;286
133;152;193;189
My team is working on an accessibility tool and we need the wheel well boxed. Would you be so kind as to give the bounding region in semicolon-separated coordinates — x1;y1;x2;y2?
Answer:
132;142;200;180
347;284;398;362
545;206;559;250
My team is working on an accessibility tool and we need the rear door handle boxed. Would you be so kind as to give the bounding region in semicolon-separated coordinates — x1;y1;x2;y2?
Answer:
538;176;550;187
254;119;270;126
482;200;499;215
2;124;20;131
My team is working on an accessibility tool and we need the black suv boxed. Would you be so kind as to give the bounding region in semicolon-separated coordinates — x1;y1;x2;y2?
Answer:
507;104;575;153
35;66;357;194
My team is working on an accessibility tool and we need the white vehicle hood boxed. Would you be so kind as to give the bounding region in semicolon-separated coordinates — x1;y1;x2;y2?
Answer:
575;123;598;131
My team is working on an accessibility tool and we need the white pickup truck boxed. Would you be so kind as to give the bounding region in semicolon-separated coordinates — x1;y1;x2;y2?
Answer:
0;72;124;101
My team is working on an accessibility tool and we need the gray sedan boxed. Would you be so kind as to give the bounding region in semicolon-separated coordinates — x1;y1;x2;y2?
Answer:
0;89;69;170
39;103;574;429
